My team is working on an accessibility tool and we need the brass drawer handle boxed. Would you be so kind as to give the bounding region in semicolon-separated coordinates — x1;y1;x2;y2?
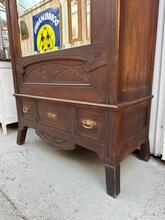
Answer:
47;112;57;120
82;119;97;130
23;106;30;114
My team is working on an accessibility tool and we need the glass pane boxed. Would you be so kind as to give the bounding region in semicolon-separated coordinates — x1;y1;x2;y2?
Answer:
0;1;11;60
86;0;90;39
71;0;79;40
16;0;91;57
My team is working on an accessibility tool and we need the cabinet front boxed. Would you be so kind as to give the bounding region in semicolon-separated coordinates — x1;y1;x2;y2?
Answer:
7;0;110;103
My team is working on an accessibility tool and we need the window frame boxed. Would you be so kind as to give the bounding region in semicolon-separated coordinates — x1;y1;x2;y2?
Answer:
0;2;11;61
85;0;90;40
67;0;82;44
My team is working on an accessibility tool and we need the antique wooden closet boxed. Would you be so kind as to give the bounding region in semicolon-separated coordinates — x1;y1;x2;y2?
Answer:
6;0;159;198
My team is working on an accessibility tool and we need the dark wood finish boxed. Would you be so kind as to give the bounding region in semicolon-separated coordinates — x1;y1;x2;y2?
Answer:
17;126;28;145
118;0;159;102
105;165;120;198
6;0;159;198
140;140;151;162
37;101;72;132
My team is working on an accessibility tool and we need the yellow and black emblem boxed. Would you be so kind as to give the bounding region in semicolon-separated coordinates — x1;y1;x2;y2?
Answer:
37;24;56;53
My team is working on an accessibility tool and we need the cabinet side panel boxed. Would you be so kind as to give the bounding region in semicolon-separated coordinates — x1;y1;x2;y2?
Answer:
118;101;150;162
118;0;158;102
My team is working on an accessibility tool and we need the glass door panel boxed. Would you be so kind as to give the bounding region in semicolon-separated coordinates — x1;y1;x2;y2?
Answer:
16;0;91;57
0;0;11;60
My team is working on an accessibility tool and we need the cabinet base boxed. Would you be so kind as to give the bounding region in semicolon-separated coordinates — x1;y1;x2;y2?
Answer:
16;126;151;198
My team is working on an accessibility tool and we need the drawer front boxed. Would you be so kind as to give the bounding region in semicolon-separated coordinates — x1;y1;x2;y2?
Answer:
75;108;106;143
21;100;34;122
37;101;72;132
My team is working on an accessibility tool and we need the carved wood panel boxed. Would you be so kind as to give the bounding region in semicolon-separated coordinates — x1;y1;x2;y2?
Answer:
23;59;90;84
14;43;108;103
16;42;107;86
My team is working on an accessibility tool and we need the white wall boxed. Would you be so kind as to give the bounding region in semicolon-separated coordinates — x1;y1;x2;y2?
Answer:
149;0;165;160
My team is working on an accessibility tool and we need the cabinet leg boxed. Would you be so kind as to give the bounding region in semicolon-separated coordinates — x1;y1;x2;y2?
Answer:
17;127;27;145
2;123;7;135
140;140;150;162
105;164;120;198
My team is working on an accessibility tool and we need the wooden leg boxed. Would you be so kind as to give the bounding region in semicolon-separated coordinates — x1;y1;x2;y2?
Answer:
140;140;150;161
17;127;27;145
105;164;120;198
2;123;7;135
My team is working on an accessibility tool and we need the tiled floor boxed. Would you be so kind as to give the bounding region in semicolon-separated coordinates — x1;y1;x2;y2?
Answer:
0;125;164;220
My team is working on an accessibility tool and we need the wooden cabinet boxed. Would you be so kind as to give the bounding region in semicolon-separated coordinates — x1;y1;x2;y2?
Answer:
6;0;159;197
0;61;17;134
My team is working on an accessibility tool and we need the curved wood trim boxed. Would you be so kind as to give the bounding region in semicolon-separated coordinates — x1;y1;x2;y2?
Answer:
36;129;76;150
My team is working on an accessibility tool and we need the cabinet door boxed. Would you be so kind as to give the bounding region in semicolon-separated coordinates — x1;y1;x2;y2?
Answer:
0;62;17;122
7;0;110;103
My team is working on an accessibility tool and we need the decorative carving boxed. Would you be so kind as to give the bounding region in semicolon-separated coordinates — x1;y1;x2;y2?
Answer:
36;130;76;150
22;59;89;84
16;43;107;86
86;43;107;72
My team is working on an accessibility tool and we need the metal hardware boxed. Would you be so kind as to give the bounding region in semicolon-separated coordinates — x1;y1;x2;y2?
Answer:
23;106;30;114
82;119;97;129
47;112;57;120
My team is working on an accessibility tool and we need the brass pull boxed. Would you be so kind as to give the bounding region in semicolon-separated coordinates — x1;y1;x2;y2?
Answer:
82;119;97;130
23;106;30;114
47;112;57;120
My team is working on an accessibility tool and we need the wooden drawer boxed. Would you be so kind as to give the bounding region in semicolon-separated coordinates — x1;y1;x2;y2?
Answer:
75;108;106;143
37;101;72;132
21;100;34;122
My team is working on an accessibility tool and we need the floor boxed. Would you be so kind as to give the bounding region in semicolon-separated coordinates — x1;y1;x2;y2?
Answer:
0;125;164;220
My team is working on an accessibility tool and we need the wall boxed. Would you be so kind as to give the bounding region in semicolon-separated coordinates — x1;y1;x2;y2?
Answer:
149;0;165;160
